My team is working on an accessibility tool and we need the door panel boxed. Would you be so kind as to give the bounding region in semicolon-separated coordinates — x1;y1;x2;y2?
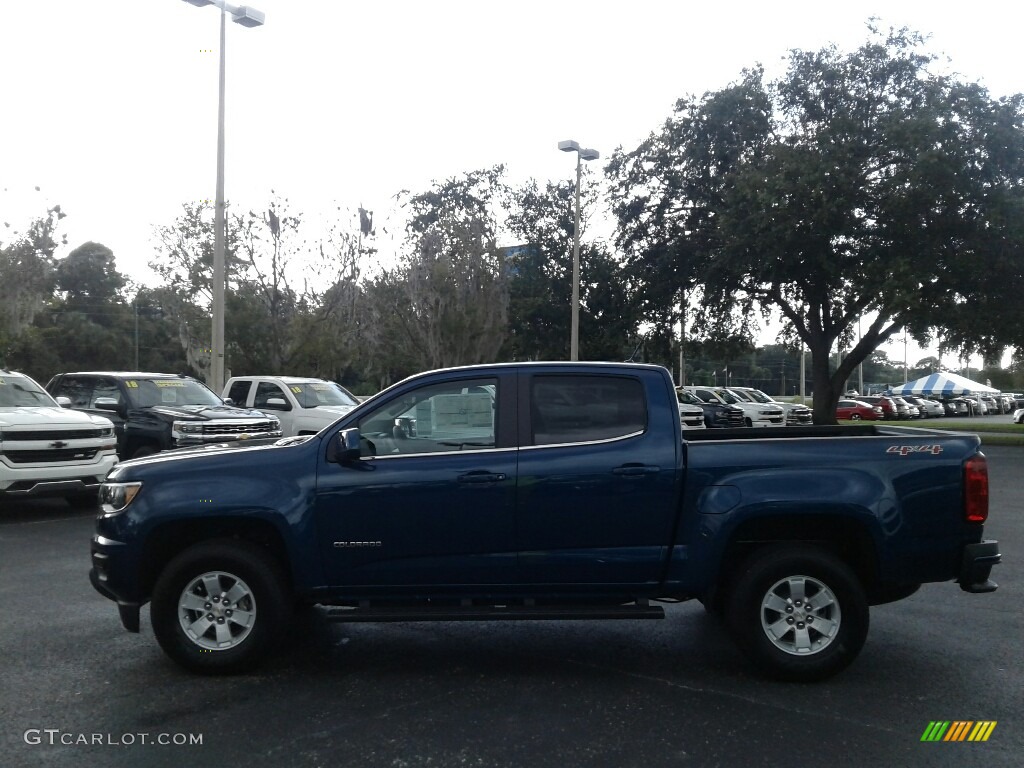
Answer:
314;373;518;589
515;372;680;587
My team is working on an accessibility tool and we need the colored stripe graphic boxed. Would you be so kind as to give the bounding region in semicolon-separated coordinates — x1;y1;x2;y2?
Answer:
945;721;972;741
921;721;996;742
969;722;997;742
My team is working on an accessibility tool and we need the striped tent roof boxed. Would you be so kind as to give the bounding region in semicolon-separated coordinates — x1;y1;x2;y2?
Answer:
888;372;999;396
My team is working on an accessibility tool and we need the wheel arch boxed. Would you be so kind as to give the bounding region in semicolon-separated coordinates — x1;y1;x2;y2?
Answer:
140;517;293;601
705;514;879;612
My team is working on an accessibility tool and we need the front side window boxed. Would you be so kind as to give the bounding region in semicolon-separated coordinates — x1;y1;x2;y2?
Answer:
357;377;497;456
530;375;646;446
55;376;94;408
254;382;291;410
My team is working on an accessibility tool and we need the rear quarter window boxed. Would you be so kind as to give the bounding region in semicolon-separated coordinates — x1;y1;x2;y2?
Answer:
530;375;646;446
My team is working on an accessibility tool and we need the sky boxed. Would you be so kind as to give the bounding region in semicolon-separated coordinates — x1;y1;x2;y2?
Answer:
2;0;1022;371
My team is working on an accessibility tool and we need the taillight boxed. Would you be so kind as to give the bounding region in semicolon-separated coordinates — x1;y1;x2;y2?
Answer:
964;453;989;523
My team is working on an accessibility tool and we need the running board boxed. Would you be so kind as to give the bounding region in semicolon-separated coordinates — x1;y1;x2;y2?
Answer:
321;602;665;623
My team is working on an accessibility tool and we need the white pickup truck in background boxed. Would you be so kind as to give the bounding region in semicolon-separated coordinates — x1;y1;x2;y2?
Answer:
0;369;118;506
223;376;361;437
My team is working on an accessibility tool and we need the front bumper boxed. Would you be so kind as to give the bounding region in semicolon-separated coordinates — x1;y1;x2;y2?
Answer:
89;566;141;632
958;540;1001;593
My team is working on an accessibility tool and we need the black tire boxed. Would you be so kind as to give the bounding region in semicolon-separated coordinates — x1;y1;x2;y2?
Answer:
726;545;868;682
850;413;862;421
744;418;753;428
151;539;291;674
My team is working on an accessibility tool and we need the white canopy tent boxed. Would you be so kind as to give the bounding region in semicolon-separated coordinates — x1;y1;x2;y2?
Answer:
888;372;999;396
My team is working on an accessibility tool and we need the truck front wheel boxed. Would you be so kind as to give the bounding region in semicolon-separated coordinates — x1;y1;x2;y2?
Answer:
726;545;868;682
151;540;290;674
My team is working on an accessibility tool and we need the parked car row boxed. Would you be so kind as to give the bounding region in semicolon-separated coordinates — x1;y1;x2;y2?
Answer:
675;386;812;428
838;391;1024;421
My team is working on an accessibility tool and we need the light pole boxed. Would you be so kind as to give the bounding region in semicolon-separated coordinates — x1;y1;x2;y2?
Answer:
182;0;265;392
558;139;599;361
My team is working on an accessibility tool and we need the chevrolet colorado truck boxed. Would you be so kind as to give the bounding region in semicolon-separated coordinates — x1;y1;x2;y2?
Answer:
90;362;1001;681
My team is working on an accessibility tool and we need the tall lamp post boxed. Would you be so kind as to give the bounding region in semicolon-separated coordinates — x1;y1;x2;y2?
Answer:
182;0;265;392
558;139;599;361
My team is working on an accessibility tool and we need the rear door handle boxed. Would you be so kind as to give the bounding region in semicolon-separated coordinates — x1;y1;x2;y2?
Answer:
613;464;660;476
457;471;507;484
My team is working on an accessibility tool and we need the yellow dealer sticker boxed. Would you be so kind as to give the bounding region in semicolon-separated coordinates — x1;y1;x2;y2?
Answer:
155;381;186;388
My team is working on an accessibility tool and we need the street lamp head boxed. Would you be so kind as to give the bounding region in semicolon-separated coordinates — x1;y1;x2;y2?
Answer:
558;139;581;153
231;6;266;26
580;148;600;161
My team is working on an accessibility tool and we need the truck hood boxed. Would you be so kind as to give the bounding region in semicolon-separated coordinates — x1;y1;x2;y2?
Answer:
116;434;312;469
0;406;112;429
144;404;274;421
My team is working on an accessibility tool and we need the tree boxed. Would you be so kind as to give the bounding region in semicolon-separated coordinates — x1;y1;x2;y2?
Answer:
504;176;637;361
56;242;126;319
608;26;1024;422
371;168;510;371
0;205;64;360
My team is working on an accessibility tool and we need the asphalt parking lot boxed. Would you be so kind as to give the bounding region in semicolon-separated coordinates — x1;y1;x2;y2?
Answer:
0;446;1020;768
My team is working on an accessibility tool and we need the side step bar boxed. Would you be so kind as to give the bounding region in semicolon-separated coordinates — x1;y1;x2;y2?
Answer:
321;601;665;623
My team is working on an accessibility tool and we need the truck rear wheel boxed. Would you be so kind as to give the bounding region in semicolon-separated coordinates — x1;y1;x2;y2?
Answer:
151;540;290;674
726;545;868;682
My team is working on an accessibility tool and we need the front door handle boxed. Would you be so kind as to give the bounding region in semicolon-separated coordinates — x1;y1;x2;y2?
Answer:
457;471;507;484
612;464;660;476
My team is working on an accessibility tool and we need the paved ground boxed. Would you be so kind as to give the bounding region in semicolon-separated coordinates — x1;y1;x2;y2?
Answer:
0;447;1020;768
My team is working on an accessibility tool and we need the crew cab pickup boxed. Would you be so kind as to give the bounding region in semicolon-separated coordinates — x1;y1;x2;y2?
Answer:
223;376;360;437
0;369;118;506
46;372;281;459
90;363;1000;681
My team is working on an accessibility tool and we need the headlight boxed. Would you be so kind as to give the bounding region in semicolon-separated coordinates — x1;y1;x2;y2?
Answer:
100;482;143;514
173;421;204;434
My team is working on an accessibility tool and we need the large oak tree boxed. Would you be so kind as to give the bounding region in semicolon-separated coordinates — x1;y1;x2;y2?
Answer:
608;26;1024;422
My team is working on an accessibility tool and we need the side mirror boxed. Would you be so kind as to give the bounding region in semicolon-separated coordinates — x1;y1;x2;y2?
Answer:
263;397;291;411
93;397;122;414
223;397;235;406
327;428;362;464
56;396;71;407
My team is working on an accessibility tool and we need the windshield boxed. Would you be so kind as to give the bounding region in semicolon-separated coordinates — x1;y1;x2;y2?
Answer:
745;389;775;404
0;375;59;407
676;389;703;406
726;388;755;403
124;378;223;408
713;389;742;405
291;381;359;408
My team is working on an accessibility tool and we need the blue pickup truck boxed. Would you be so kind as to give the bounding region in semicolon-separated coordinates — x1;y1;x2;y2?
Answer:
90;363;1000;681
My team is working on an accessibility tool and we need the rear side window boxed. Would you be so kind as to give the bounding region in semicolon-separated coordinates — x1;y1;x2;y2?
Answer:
530;375;646;446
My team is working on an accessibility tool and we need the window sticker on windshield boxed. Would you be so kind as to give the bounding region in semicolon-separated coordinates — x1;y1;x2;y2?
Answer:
311;383;331;390
126;380;139;388
155;381;186;388
0;378;6;385
291;386;302;393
